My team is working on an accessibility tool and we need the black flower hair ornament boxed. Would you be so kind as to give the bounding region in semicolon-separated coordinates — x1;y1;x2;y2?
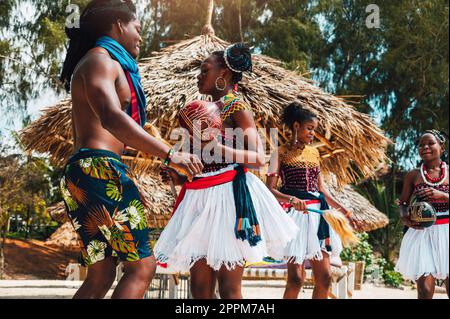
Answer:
223;43;253;74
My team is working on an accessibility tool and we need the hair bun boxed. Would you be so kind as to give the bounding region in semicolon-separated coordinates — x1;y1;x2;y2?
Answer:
224;43;252;73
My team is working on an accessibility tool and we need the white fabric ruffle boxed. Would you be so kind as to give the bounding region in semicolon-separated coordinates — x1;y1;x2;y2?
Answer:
395;215;449;281
154;165;299;272
284;198;343;265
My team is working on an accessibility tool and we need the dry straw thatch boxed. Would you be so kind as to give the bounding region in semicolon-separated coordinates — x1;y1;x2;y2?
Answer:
23;3;389;237
20;33;389;186
45;220;80;248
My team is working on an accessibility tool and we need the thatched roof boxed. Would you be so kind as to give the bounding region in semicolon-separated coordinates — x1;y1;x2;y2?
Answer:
45;221;80;248
19;32;389;186
325;184;389;232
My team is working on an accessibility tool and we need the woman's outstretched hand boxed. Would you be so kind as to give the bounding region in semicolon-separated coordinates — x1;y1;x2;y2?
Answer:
160;166;187;186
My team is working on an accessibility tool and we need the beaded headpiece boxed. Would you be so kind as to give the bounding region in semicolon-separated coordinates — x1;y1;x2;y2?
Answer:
223;43;253;74
424;129;448;144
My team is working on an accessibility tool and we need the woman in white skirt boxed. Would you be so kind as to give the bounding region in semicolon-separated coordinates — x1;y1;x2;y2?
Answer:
155;43;298;299
266;102;355;299
396;130;449;299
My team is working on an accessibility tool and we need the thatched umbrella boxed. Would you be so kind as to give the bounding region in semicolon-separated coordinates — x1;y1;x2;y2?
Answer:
23;1;389;235
45;221;80;248
20;1;389;187
325;182;389;232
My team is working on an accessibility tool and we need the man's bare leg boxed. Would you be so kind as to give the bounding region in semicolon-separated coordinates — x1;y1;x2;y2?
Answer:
73;257;117;299
111;256;156;299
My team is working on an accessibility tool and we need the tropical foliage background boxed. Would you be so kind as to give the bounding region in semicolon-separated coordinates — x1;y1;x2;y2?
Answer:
0;0;448;283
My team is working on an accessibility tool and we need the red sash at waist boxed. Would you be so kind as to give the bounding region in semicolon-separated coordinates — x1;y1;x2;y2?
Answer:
171;167;248;216
435;217;449;225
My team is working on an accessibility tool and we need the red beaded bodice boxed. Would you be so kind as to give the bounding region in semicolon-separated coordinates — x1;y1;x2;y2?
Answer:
199;93;250;174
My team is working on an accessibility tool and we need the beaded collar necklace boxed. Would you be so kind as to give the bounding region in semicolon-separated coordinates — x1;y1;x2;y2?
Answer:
420;161;448;186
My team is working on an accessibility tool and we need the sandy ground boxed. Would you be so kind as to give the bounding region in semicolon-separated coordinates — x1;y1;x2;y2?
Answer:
2;238;79;280
1;239;447;299
0;280;447;299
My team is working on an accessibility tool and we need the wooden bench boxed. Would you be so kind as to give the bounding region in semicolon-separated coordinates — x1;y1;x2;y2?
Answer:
242;263;355;299
65;262;355;299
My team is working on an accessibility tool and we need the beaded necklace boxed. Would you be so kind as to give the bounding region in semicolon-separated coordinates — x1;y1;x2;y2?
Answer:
280;144;320;169
218;93;249;121
420;161;448;187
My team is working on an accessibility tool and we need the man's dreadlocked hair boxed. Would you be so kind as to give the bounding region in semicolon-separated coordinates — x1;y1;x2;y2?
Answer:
60;0;137;91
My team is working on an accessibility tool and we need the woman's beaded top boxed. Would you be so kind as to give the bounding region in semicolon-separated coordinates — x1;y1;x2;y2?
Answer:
201;93;250;173
413;183;449;213
279;144;321;192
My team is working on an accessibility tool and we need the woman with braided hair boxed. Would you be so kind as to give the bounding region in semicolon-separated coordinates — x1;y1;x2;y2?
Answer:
157;43;298;299
266;102;355;299
396;130;449;299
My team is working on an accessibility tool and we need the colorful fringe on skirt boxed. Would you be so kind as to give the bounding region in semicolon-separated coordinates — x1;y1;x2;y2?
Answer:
154;164;299;272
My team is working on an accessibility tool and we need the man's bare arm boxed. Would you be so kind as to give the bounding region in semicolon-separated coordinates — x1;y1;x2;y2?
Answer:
82;53;169;159
80;53;203;178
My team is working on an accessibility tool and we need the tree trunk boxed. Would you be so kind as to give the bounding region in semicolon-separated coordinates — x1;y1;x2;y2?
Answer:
0;216;9;280
25;206;31;239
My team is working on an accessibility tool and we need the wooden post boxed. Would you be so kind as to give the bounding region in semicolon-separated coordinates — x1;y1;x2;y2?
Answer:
338;274;348;299
347;262;355;298
354;261;365;290
202;0;215;36
169;274;177;299
237;0;244;42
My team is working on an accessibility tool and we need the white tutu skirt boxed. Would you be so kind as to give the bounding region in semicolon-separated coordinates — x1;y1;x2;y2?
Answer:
395;219;449;281
154;165;299;272
284;199;343;265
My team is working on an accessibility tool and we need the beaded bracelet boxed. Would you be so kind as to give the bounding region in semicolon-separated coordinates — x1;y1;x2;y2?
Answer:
163;148;175;166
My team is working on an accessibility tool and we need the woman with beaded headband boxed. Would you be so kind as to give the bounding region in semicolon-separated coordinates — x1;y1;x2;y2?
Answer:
266;102;356;299
395;130;449;299
155;43;298;299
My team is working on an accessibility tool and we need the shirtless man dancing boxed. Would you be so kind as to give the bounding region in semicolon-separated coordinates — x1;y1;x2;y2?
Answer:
59;0;202;299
